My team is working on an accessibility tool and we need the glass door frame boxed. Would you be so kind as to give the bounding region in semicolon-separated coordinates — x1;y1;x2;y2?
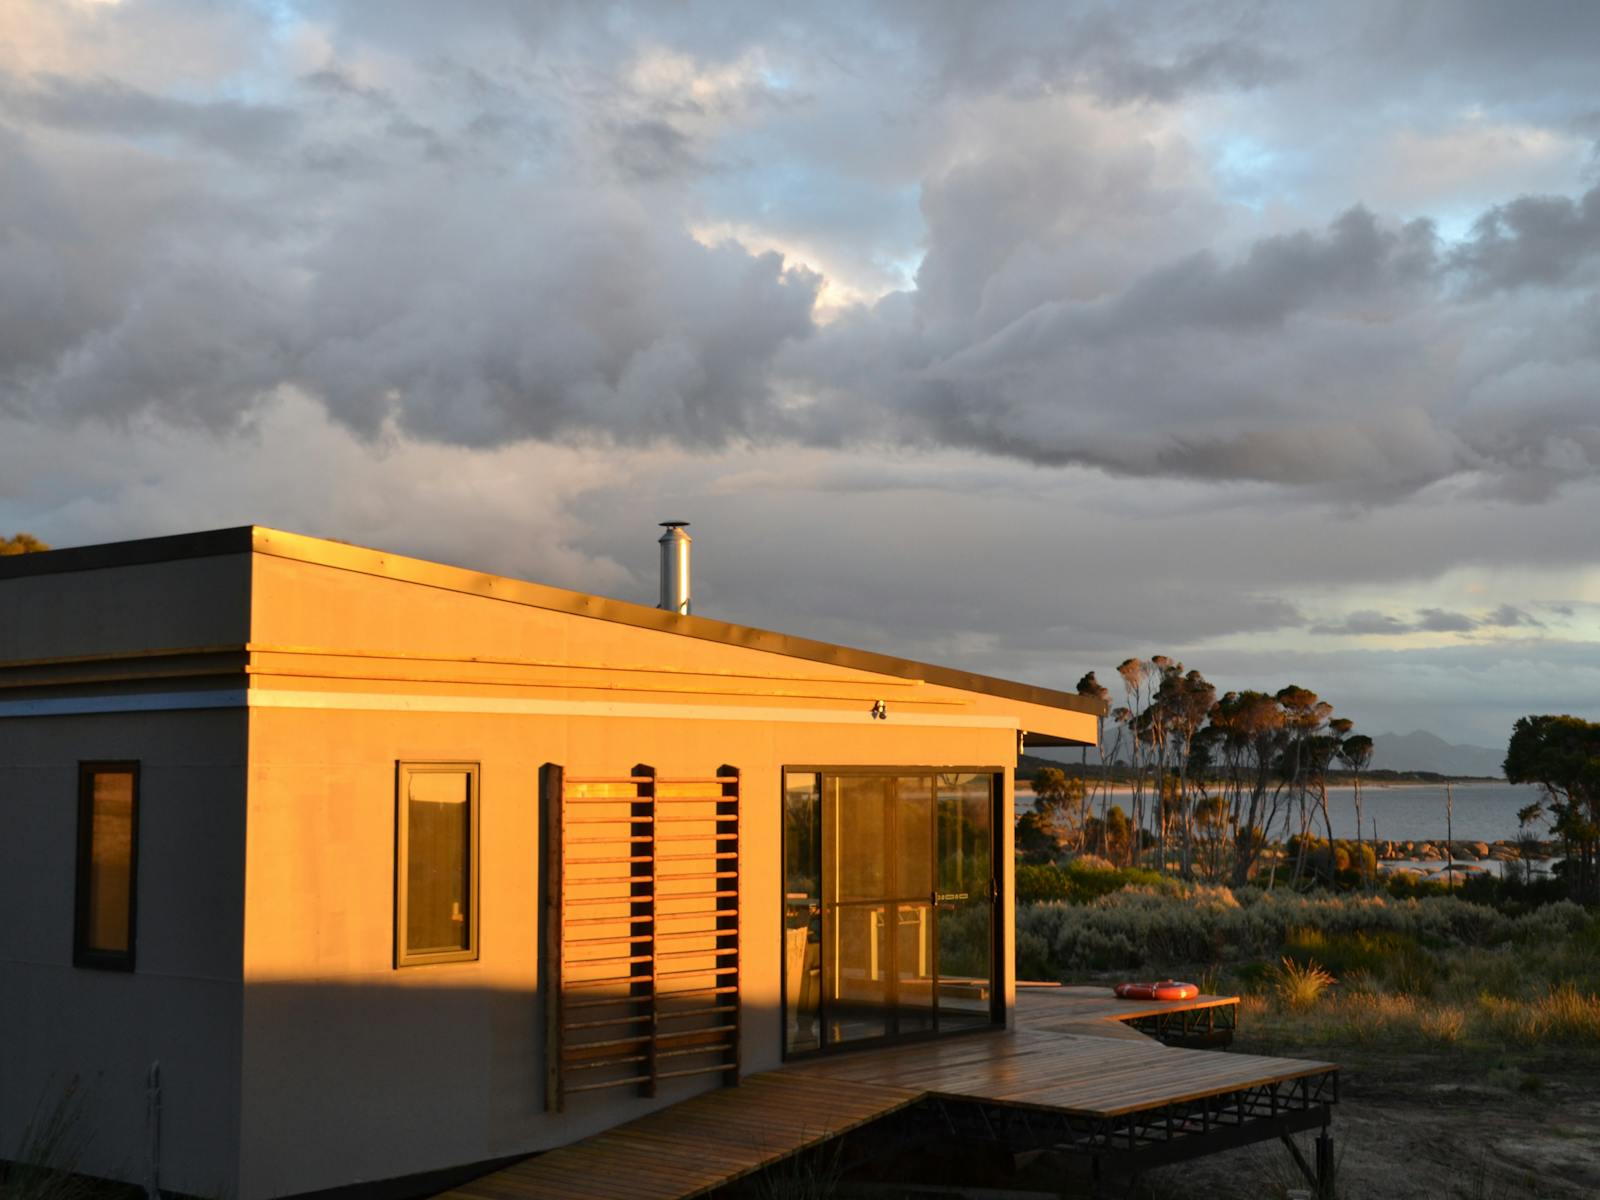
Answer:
779;765;1006;1059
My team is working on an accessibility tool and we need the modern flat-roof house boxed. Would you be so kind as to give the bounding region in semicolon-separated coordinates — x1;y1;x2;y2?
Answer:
0;526;1106;1199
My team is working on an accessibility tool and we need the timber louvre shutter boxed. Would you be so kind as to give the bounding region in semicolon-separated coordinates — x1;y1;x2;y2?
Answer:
546;764;741;1110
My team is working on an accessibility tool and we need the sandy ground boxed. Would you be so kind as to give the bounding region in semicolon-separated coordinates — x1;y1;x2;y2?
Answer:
1140;1046;1600;1200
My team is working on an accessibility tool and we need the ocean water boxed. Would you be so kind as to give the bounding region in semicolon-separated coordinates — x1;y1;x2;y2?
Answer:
1017;781;1550;844
1318;783;1546;844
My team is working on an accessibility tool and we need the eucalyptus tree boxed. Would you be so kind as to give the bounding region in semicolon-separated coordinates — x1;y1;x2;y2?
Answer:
1273;686;1333;887
0;532;49;555
1152;665;1216;879
1504;714;1600;902
1116;658;1154;865
1337;732;1375;891
1145;657;1179;870
1076;670;1112;846
1106;705;1133;863
1210;690;1287;886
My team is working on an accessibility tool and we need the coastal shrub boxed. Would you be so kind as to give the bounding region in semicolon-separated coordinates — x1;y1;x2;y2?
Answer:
1284;836;1377;887
1506;900;1590;942
1459;949;1526;999
1016;882;1597;977
1339;968;1379;995
1383;943;1439;998
1015;864;1073;904
1013;860;1168;905
1015;929;1052;982
1283;928;1419;979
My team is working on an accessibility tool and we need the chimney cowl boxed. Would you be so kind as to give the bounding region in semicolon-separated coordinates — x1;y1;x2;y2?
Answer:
658;521;691;616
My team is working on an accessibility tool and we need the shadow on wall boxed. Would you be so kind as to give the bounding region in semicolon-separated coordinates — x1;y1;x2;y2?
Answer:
234;979;781;1200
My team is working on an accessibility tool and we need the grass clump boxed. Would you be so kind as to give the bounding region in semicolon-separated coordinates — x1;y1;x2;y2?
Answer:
1271;956;1336;1010
1418;1005;1468;1045
1;1078;100;1200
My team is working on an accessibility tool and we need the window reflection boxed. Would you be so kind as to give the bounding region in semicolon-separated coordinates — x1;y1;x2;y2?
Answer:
398;763;478;965
77;766;136;965
784;769;996;1054
783;773;822;1053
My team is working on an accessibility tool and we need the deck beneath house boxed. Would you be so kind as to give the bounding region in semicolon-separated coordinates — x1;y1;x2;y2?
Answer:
436;987;1337;1200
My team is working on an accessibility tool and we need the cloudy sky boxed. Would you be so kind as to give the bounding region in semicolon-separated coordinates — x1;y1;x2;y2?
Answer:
4;0;1599;747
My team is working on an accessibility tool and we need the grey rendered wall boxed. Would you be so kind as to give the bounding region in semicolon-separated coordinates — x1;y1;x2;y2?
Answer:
0;710;248;1197
0;552;251;1196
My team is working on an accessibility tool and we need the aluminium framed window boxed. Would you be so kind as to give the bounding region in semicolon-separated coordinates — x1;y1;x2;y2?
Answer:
395;761;480;967
780;765;1004;1057
74;761;140;971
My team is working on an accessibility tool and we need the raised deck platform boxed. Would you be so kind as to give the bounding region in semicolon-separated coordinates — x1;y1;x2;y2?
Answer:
438;988;1337;1200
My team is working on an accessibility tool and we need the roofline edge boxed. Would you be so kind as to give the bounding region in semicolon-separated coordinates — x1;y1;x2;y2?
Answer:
0;524;1106;717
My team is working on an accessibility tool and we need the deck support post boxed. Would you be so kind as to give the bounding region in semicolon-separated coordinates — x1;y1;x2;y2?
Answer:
1280;1134;1317;1192
1315;1129;1335;1199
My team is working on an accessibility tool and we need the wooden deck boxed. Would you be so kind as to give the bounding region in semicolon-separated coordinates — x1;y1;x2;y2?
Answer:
438;988;1337;1200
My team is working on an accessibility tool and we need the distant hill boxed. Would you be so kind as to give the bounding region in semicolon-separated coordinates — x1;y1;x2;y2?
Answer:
1018;731;1506;782
1370;730;1504;778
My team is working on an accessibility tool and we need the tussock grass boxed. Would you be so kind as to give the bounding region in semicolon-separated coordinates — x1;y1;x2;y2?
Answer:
0;1078;99;1200
1418;1005;1468;1045
1235;972;1600;1056
1480;983;1600;1046
1272;957;1336;1010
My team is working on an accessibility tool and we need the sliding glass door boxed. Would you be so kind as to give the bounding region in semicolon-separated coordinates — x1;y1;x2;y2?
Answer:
783;769;998;1055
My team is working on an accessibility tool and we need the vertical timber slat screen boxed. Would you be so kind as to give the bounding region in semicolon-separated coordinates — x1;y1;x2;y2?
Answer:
547;764;740;1111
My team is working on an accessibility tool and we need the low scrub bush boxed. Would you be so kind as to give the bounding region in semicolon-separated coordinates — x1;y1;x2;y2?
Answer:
1014;860;1169;904
1283;927;1418;978
1016;873;1592;975
1015;863;1072;903
1384;942;1440;999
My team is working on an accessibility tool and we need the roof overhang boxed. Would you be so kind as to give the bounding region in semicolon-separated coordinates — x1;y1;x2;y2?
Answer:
0;525;1108;740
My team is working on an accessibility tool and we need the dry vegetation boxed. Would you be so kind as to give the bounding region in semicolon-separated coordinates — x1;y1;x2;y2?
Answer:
1017;874;1600;1198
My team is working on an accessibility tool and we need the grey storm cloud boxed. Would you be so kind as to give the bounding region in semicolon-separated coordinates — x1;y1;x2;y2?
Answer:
0;73;297;155
1310;611;1415;637
1313;604;1546;637
0;79;821;442
1415;608;1479;633
1483;604;1544;629
1451;187;1600;292
2;0;1599;502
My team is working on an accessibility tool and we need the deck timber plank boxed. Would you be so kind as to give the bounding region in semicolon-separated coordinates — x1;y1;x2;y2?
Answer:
434;987;1335;1200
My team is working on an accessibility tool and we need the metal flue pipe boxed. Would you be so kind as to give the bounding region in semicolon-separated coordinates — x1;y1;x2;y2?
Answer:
658;521;691;615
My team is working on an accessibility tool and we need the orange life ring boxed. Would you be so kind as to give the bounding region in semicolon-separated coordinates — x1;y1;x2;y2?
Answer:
1114;980;1199;1001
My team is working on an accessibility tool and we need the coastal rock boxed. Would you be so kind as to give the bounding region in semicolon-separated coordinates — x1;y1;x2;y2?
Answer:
1470;842;1491;858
